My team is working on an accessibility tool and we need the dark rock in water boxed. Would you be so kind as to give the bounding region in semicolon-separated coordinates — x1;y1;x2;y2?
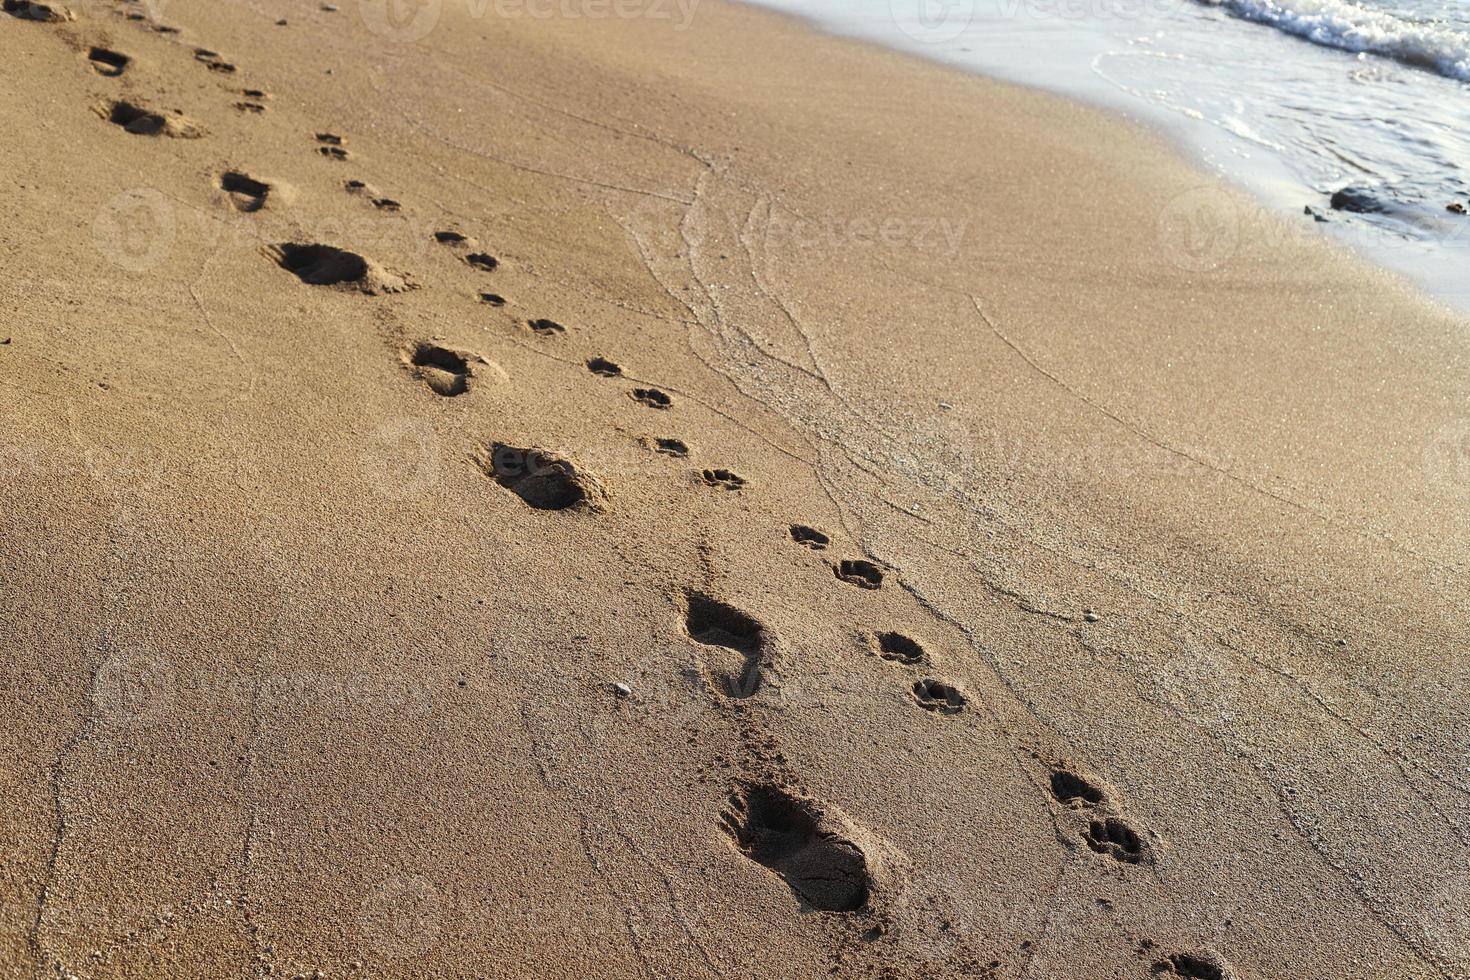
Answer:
1329;187;1388;214
1448;202;1468;215
1303;205;1328;223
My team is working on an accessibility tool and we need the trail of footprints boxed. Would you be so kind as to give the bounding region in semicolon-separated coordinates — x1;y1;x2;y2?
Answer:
20;3;1228;972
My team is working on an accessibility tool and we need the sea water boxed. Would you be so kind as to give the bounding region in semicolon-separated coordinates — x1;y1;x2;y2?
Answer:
748;0;1470;308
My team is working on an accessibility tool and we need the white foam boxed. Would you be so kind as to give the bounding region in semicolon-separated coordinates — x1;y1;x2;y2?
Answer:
1197;0;1470;80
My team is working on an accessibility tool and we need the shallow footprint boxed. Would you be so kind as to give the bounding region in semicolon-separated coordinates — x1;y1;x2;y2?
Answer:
652;438;688;457
789;525;829;550
872;632;925;665
586;357;621;377
1154;951;1234;980
105;101;201;138
527;318;565;336
911;678;966;714
267;243;406;294
631;387;671;409
700;468;745;491
721;783;874;913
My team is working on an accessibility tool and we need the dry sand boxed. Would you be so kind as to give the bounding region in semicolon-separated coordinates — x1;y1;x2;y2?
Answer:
2;0;1469;977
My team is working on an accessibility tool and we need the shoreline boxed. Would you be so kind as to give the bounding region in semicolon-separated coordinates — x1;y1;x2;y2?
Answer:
2;0;1467;976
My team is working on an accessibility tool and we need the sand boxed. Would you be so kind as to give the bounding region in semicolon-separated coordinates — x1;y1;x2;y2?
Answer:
1;0;1468;977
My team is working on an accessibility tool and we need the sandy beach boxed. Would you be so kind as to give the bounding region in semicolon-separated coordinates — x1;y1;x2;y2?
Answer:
2;0;1468;977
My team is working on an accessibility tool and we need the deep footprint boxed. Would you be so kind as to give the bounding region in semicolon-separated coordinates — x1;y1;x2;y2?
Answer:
1155;952;1234;980
721;783;873;913
3;0;70;21
834;559;883;589
586;357;622;377
267;243;406;294
653;438;688;457
219;171;270;212
88;47;129;76
466;253;498;271
527;318;565;336
407;343;470;397
873;632;925;665
1050;768;1106;807
685;592;765;698
789;525;830;550
912;678;966;714
105;101;201;138
480;444;603;512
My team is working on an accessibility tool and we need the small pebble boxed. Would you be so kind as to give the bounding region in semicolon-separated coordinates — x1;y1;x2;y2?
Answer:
612;682;632;697
1082;609;1099;623
321;3;337;9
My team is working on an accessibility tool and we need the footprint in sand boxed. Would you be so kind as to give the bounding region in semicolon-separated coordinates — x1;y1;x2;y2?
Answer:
478;292;506;307
911;678;966;714
404;343;471;397
651;437;688;457
527;318;565;336
834;558;883;590
1047;764;1152;865
1154;951;1235;979
700;468;745;491
434;230;470;245
477;444;606;512
193;48;237;73
372;198;401;211
316;134;349;160
586;357;622;378
3;0;72;22
266;243;408;294
104;101;202;138
235;101;266;114
465;253;498;272
871;631;926;666
788;525;829;550
87;47;130;77
219;171;270;212
721;782;875;913
685;592;766;698
630;387;671;410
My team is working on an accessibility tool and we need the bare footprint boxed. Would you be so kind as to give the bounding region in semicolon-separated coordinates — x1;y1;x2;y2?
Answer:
104;101;202;138
872;632;925;665
87;47;129;76
700;468;745;491
789;525;829;550
266;243;407;294
479;292;506;307
651;437;688;457
405;343;470;397
631;387;671;409
3;0;72;22
685;592;765;698
834;559;883;589
219;171;269;212
586;357;622;377
466;253;498;272
1154;951;1235;979
911;678;966;714
194;48;236;73
478;444;605;512
721;783;875;913
527;318;564;336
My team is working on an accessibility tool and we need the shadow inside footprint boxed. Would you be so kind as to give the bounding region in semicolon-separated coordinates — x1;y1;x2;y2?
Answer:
701;468;745;491
1155;952;1233;980
481;444;602;512
219;171;269;212
268;243;406;294
527;318;565;335
834;559;883;589
912;678;966;714
631;387;671;409
652;438;688;457
1086;817;1147;864
789;525;829;550
685;592;764;698
1050;769;1106;807
586;357;622;377
873;632;924;665
408;343;469;397
4;0;70;21
466;253;498;271
106;100;200;138
88;47;129;76
722;783;873;913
